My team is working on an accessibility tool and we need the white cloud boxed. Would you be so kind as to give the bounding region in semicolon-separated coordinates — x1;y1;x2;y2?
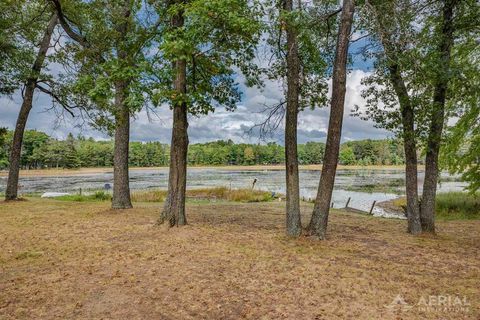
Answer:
0;69;390;144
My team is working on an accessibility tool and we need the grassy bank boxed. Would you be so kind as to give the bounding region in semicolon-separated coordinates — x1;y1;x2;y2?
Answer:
390;192;480;220
10;188;478;221
53;187;276;203
0;198;478;319
435;192;480;220
52;191;113;202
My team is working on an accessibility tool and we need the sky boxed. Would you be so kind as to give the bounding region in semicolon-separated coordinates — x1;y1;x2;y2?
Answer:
0;34;390;145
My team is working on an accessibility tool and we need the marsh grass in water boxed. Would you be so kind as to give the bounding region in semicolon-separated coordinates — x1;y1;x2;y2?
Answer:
131;187;275;203
343;178;405;194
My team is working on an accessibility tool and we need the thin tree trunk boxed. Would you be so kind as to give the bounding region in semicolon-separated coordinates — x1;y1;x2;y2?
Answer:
388;64;422;234
159;7;188;227
307;0;355;239
421;0;456;233
111;80;133;209
5;13;57;201
284;0;302;237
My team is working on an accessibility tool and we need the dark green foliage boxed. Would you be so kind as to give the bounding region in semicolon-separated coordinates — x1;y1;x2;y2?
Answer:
0;0;52;95
0;130;408;169
340;139;405;165
188;140;285;165
150;0;263;116
339;146;356;165
264;0;337;110
1;130;49;169
297;142;325;165
358;0;480;194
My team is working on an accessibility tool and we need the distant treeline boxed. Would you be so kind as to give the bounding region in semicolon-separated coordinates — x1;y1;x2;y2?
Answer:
0;129;407;169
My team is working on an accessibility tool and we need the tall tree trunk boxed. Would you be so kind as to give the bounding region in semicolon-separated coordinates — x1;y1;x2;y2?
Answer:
111;80;133;209
420;0;456;233
159;7;188;227
307;0;355;239
388;64;422;234
366;0;421;233
5;13;57;201
111;2;133;209
283;0;302;237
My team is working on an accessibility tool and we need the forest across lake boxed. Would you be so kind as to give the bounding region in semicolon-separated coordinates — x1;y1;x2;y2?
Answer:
0;130;410;169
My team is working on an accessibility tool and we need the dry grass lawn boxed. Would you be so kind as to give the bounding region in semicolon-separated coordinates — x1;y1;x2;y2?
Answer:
0;198;478;319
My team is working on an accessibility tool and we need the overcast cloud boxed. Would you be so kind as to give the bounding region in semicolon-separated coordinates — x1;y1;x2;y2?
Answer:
0;69;390;144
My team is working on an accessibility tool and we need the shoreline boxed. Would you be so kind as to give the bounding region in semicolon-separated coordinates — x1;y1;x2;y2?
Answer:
0;164;415;177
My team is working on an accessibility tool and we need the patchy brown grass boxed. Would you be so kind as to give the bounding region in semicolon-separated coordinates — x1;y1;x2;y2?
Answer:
0;198;478;319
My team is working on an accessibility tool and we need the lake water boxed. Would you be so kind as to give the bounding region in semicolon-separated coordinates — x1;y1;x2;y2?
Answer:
0;168;467;218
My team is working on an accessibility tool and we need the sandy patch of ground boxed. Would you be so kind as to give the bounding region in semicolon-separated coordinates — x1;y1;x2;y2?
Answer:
0;199;478;319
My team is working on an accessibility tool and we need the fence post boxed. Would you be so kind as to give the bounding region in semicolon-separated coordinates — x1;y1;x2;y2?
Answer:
345;197;351;208
369;201;376;215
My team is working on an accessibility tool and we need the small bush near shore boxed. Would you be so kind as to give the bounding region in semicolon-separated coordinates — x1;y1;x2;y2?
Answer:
435;192;480;220
391;192;479;220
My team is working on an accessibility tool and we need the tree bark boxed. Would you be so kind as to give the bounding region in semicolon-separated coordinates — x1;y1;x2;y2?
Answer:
111;80;133;209
111;2;133;209
159;7;188;227
366;0;422;234
52;0;134;208
5;13;57;201
387;64;422;234
307;0;355;239
420;0;456;233
283;0;302;237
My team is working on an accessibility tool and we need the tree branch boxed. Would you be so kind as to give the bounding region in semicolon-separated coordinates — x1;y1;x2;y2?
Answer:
246;101;286;140
36;83;75;117
49;0;90;49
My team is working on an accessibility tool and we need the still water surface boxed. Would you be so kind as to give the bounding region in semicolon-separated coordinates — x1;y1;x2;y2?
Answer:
0;168;466;218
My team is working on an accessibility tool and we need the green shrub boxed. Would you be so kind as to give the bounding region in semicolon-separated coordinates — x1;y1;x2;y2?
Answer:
435;192;480;220
93;191;112;200
388;192;480;220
